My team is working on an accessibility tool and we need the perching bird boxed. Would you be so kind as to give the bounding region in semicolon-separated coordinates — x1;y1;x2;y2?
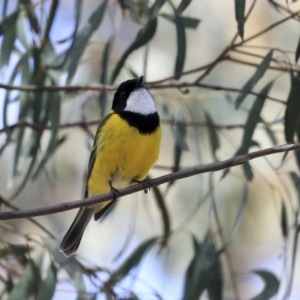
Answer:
60;76;161;256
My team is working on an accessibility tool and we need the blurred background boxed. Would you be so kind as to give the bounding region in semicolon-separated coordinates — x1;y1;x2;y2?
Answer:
0;0;300;299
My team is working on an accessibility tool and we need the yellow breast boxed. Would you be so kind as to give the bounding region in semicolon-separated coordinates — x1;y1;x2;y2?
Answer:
88;112;161;196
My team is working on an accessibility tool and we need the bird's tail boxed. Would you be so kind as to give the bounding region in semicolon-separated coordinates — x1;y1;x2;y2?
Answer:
60;207;94;256
60;200;115;256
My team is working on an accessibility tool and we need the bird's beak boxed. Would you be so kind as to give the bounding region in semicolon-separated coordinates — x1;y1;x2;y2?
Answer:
135;76;144;89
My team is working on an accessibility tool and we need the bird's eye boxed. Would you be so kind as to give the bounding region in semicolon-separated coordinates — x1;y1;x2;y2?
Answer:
120;91;126;97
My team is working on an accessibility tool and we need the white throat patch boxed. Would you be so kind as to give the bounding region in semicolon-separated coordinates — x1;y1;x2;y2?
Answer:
125;88;157;115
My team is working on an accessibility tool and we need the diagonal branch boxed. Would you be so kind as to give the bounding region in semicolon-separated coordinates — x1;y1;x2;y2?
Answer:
0;143;299;220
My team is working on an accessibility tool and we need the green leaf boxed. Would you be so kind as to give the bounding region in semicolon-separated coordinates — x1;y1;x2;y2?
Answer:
284;71;300;143
148;0;166;19
0;18;16;67
107;237;158;284
290;172;300;205
240;82;274;153
99;38;112;118
235;50;273;109
42;238;87;297
32;90;61;178
176;0;192;16
174;16;186;78
111;17;157;83
7;260;41;300
0;11;19;36
223;82;273;181
20;0;40;34
67;0;108;83
183;236;222;300
234;0;246;40
296;35;300;62
286;86;297;147
205;112;220;160
280;201;288;239
152;184;171;242
220;184;248;252
250;270;279;300
36;263;57;300
160;13;200;29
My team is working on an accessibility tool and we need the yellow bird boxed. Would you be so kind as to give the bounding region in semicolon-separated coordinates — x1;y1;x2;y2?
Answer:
60;76;161;256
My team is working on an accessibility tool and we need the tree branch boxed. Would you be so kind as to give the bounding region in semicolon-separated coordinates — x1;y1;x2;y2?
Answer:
0;143;298;220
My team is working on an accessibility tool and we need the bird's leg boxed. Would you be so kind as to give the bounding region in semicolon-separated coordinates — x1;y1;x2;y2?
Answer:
109;181;120;202
133;178;152;194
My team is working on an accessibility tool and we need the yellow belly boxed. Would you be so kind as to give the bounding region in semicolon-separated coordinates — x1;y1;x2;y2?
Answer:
88;112;161;196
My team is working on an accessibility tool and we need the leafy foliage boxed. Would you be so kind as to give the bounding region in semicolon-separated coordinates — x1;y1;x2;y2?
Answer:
0;0;300;299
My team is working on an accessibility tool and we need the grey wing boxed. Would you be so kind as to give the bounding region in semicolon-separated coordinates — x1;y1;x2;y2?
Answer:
84;112;112;198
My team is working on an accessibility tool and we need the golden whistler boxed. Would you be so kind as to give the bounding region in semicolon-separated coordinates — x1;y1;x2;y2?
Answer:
60;77;162;256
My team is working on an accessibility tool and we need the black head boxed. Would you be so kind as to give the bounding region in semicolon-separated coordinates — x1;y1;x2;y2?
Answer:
112;76;144;112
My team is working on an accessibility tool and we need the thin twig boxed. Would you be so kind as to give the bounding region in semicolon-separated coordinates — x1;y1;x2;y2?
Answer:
0;195;56;238
0;143;298;220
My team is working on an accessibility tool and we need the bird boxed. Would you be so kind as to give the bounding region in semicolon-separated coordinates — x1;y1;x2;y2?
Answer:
60;76;161;256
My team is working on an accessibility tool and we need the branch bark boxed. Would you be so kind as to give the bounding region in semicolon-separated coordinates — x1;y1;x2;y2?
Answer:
0;143;298;220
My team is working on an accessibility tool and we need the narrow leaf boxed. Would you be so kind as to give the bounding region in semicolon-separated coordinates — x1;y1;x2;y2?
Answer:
223;82;273;181
205;112;220;160
234;0;246;40
235;50;273;109
183;236;222;300
67;0;108;83
148;0;166;19
108;237;158;284
0;19;16;67
152;184;171;241
0;11;19;36
284;71;300;143
99;38;112;118
290;172;300;205
240;82;274;156
250;270;279;300
176;0;192;16
174;16;186;78
296;35;300;62
7;260;41;300
36;263;57;300
42;238;87;296
280;201;289;239
111;17;157;83
160;13;201;29
220;184;248;252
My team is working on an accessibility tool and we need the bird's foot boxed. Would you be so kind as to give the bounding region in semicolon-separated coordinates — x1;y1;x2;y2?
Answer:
109;182;120;202
133;178;152;194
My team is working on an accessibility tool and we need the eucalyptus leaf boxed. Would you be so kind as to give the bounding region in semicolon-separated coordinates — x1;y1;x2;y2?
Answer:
160;13;200;29
42;238;87;297
290;172;300;205
234;0;246;40
148;0;166;19
250;270;279;300
99;38;112;118
152;184;171;242
205;112;220;160
183;236;222;300
284;71;300;143
235;50;273;109
0;11;19;36
111;17;157;83
0;18;16;67
67;0;108;83
296;34;300;62
36;263;57;300
280;200;288;239
174;16;186;78
7;260;41;300
107;237;158;284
